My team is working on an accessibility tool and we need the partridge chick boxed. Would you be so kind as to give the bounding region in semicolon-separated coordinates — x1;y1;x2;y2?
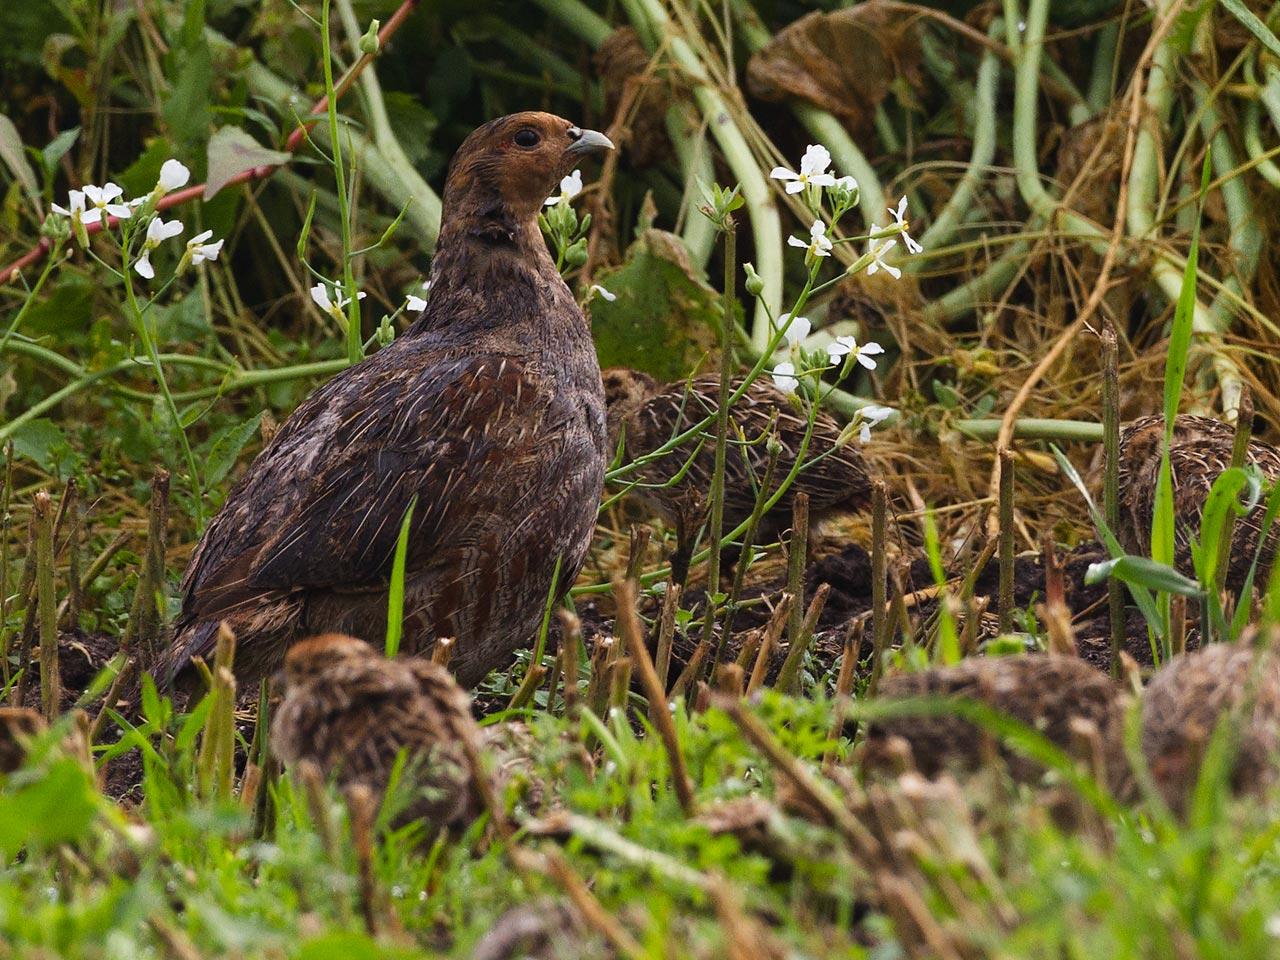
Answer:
271;634;483;831
1117;415;1280;590
162;113;614;690
1140;641;1280;816
864;654;1129;789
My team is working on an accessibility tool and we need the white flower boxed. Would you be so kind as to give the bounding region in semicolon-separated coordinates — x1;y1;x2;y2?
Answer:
888;196;923;254
157;159;191;193
856;404;895;443
186;229;224;265
51;189;87;220
81;182;132;222
833;175;858;194
310;281;366;317
771;361;799;394
827;336;884;370
406;294;428;312
544;170;583;206
590;284;616;302
788;219;833;259
778;312;810;346
422;279;433;292
769;144;837;194
133;217;184;279
865;225;901;280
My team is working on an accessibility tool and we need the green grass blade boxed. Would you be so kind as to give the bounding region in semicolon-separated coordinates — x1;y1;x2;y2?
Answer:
384;494;418;658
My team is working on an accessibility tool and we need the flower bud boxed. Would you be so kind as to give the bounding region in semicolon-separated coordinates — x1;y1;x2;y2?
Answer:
359;19;381;55
565;238;589;267
376;315;396;347
743;262;764;296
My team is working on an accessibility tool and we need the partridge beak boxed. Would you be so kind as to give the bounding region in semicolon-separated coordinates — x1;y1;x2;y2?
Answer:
566;127;615;158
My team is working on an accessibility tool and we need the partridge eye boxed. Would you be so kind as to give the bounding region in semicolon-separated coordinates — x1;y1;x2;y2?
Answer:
513;128;541;148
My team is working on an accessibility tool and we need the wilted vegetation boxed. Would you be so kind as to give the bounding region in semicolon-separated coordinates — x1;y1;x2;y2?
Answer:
4;0;1280;956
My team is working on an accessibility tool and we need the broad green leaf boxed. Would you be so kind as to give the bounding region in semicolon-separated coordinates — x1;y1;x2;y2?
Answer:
1191;466;1256;586
204;126;291;200
0;113;38;200
204;412;263;487
9;417;69;470
39;125;79;175
0;758;99;858
1085;555;1204;598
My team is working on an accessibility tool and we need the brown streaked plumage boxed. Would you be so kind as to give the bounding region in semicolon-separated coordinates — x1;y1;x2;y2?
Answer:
603;367;873;577
160;113;614;690
0;707;46;775
1140;641;1280;816
1117;415;1280;590
864;654;1130;788
270;634;482;830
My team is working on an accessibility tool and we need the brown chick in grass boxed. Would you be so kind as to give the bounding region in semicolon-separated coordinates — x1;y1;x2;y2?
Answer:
864;654;1131;790
1140;641;1280;816
603;367;873;581
1117;415;1280;591
271;634;484;831
160;114;614;692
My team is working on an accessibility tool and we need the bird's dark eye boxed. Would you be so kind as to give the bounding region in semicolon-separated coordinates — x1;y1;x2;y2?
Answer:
513;128;541;148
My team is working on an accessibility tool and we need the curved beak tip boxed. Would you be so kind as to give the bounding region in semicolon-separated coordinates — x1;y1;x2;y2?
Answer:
568;128;615;157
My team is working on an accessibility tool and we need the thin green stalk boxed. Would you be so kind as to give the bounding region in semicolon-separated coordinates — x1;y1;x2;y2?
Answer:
697;219;737;657
1102;324;1125;675
954;418;1103;442
997;449;1016;634
919;24;1001;251
0;238;64;358
122;262;204;523
33;492;60;721
785;491;809;656
320;0;361;365
625;0;783;341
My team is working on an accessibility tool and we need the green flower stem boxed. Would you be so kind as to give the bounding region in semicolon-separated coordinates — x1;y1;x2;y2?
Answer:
697;219;737;652
1123;0;1241;412
953;418;1103;442
624;0;783;345
334;0;442;238
1243;56;1280;189
0;336;346;442
0;239;65;358
528;0;612;46
1194;21;1263;318
320;0;362;365
666;109;719;270
919;23;1001;251
121;263;204;524
1086;22;1120;114
237;56;440;249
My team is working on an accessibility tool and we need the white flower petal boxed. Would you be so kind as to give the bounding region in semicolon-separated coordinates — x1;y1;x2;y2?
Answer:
189;229;213;245
590;284;617;302
809;173;837;188
80;208;102;225
105;204;133;219
784;181;806;194
100;182;124;203
787;235;808;249
310;283;332;311
192;239;223;264
799;144;832;177
405;294;428;312
771;361;798;394
780;313;810;345
134;253;155;279
769;166;798;181
158;159;191;192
